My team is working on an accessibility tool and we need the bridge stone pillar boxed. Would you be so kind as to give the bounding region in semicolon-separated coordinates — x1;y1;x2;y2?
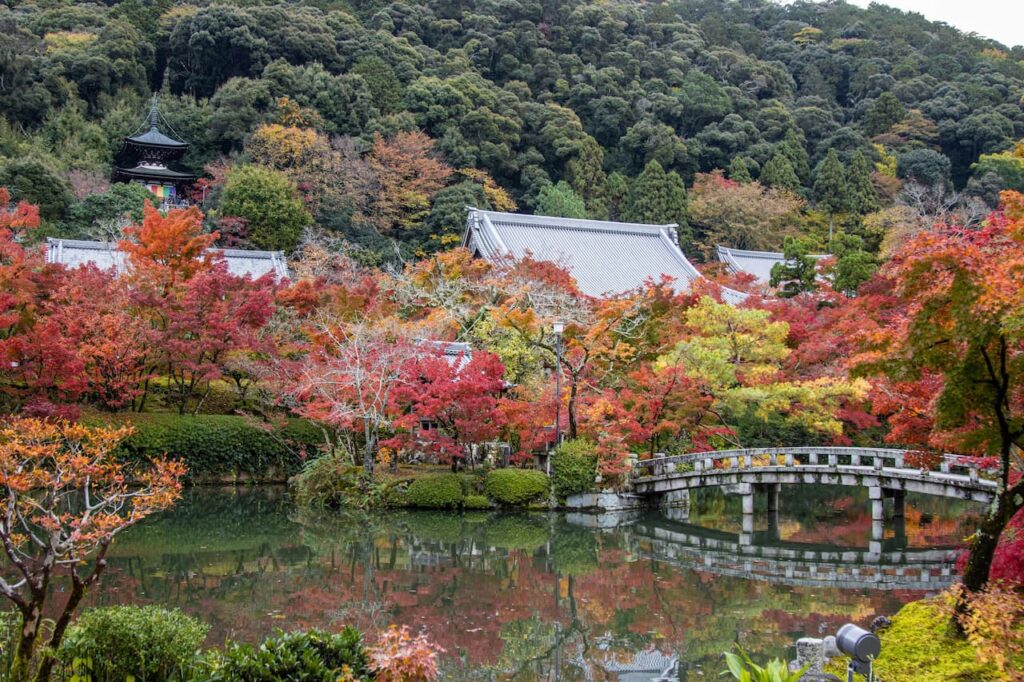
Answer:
739;483;755;515
869;486;884;521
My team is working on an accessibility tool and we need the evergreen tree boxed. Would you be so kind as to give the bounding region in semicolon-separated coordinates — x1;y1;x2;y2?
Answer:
728;156;753;183
846;150;879;214
830;233;877;296
812;149;848;241
863;92;906;136
760;153;800;191
778;128;811;183
770;235;819;298
536;181;588;219
566;138;609;219
605;172;630;221
623;160;690;248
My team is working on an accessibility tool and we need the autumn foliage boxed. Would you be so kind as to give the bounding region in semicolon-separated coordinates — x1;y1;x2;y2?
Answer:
0;418;185;682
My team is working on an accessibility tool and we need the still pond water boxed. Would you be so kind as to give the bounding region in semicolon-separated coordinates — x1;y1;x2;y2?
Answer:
89;486;981;680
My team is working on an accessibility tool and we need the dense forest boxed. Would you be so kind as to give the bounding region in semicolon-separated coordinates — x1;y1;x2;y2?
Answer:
2;0;1023;265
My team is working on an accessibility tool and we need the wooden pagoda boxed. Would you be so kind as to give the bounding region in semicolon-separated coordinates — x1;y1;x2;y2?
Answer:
114;96;195;207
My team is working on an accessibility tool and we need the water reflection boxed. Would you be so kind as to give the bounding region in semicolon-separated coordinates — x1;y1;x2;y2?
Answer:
92;486;981;680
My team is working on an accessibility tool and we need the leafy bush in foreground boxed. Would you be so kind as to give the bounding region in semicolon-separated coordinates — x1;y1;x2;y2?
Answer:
200;628;370;681
58;605;208;682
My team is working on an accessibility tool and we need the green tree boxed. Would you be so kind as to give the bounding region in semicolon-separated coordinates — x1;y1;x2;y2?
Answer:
863;92;906;136
728;157;753;183
350;56;402;116
622;160;690;247
535;181;587;219
829;233;876;296
62;183;155;238
778;128;811;183
812;149;848;240
0;157;74;222
846;150;879;214
220;165;312;251
760;153;800;192
769;236;818;298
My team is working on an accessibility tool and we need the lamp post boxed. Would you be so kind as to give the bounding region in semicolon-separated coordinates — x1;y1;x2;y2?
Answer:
550;321;564;475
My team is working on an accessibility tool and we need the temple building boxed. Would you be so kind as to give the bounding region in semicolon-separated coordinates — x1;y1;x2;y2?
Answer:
464;208;746;304
114;96;195;208
716;245;827;286
45;238;290;281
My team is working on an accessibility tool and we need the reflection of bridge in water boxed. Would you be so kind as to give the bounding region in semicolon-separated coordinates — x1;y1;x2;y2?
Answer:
628;511;960;591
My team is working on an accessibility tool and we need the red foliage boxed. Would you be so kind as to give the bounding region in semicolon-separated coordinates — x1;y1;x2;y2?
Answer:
387;348;508;465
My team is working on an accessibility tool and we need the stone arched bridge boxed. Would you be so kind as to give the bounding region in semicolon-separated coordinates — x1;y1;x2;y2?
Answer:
632;447;997;520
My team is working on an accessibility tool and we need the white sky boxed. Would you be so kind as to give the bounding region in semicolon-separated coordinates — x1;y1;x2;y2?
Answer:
845;0;1023;48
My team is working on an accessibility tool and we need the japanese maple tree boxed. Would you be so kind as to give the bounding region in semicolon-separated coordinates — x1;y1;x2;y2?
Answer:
387;347;507;470
0;419;185;682
852;190;1024;595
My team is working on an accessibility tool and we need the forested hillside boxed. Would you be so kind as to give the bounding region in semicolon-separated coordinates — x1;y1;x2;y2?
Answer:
2;0;1023;265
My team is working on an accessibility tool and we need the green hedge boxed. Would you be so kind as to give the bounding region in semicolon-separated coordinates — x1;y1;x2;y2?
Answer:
463;494;491;510
88;414;327;481
484;469;549;505
550;439;597;498
406;473;465;509
58;606;208;681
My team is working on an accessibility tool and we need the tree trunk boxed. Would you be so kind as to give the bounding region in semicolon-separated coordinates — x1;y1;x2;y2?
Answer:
363;421;375;476
962;479;1024;592
567;379;578;440
10;601;43;682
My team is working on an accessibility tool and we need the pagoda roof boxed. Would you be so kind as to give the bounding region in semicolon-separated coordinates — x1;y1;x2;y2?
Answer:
125;127;189;149
45;239;290;281
464;207;747;304
115;164;196;182
122;95;189;149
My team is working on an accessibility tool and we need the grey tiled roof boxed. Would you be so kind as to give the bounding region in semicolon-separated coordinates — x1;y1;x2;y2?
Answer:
45;238;290;280
716;245;827;285
465;208;746;304
125;126;188;149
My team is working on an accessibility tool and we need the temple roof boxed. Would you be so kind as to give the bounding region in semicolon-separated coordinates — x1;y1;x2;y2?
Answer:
124;96;189;149
45;239;290;281
716;245;827;285
115;164;196;181
464;208;746;304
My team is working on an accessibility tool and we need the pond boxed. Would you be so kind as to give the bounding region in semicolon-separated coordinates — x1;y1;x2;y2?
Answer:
89;486;982;680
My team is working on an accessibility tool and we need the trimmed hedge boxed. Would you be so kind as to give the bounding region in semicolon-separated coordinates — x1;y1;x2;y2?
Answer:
551;439;597;498
58;606;208;681
406;473;465;508
484;468;549;505
88;414;327;481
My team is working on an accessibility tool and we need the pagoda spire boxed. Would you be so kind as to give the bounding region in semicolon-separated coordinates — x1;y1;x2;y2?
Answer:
149;94;159;130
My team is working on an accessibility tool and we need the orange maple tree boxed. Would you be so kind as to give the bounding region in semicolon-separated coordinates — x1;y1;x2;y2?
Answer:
0;419;185;682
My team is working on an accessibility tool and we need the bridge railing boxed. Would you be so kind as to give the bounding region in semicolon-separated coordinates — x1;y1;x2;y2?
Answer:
632;447;996;482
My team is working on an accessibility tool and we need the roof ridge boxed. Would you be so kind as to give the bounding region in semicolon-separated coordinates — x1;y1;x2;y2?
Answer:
470;208;673;235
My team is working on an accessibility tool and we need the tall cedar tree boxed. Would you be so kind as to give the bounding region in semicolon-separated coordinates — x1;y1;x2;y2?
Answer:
623;160;690;248
847;150;879;214
813;149;848;240
728;157;753;183
761;154;801;192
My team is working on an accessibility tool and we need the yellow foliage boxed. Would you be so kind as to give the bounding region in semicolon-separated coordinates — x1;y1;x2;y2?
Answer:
44;31;97;53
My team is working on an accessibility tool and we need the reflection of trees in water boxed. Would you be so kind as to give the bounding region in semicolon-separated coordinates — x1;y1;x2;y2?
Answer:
91;488;964;680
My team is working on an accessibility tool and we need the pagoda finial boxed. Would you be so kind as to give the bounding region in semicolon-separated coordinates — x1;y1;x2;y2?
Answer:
149;95;159;130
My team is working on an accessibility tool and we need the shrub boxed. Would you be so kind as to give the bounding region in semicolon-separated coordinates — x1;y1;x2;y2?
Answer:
91;414;327;481
550;439;597;497
292;454;368;508
406;474;464;509
484;468;549;505
369;625;443;682
463;494;491;510
200;628;369;681
57;605;208;682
